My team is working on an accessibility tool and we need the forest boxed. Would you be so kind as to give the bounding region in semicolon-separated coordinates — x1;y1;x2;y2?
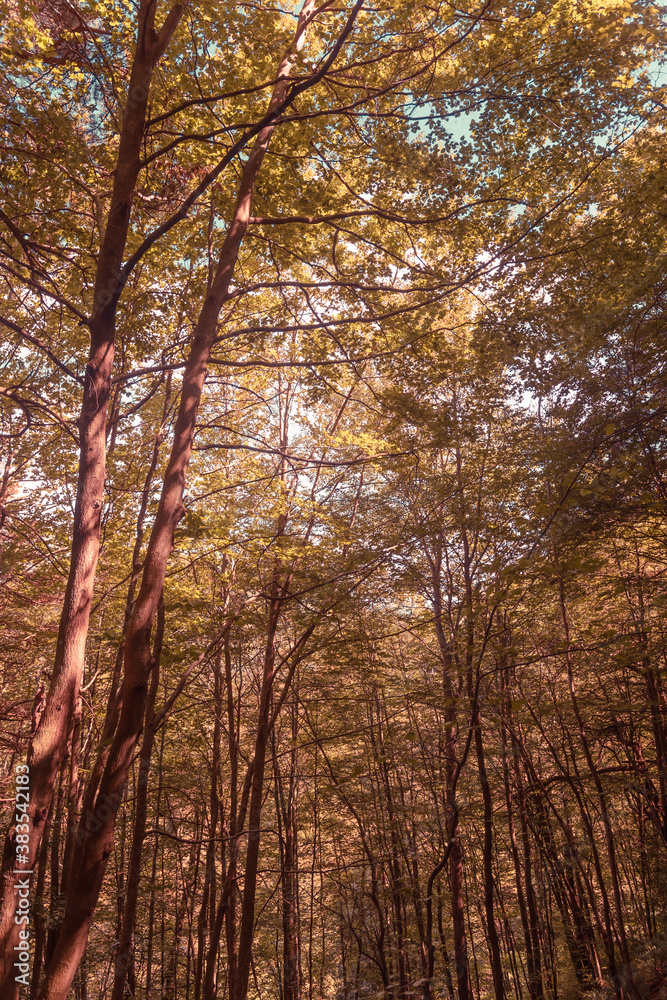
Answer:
0;1;666;999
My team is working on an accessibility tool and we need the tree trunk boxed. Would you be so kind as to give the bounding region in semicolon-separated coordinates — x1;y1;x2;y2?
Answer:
230;582;283;1000
110;596;164;1000
501;663;544;1000
0;6;184;994
195;644;225;1000
274;698;302;1000
427;542;472;1000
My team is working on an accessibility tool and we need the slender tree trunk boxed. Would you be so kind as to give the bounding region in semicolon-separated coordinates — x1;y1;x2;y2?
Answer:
553;560;634;997
203;644;254;1000
470;711;504;1000
230;583;283;1000
540;429;635;997
110;597;164;1000
274;700;302;1000
44;763;67;971
436;891;456;1000
164;834;198;998
369;691;407;999
518;732;603;990
644;664;667;844
426;542;472;1000
145;723;166;999
195;644;224;1000
501;663;543;1000
454;437;505;1000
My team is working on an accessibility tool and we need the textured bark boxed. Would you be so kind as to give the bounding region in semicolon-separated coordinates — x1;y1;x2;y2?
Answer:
82;376;172;819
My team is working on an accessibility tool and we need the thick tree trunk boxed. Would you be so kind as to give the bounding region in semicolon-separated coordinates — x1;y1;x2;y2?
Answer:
471;710;504;1000
0;6;184;995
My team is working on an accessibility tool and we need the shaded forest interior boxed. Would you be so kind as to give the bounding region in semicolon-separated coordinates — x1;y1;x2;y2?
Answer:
1;0;666;998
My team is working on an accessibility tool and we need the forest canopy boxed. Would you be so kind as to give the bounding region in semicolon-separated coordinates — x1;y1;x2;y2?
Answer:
1;1;666;1000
